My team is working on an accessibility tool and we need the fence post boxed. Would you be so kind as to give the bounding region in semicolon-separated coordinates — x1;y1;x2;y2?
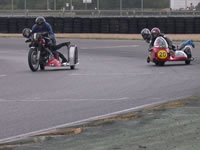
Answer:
120;0;122;16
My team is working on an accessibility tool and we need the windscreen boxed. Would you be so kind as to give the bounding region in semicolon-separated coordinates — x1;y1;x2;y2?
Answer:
154;37;168;48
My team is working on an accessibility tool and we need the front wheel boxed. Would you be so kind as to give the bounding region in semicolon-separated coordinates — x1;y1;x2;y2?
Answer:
28;48;39;72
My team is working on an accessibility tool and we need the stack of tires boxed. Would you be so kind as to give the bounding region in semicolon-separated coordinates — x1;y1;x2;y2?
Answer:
166;17;175;34
45;17;54;31
0;17;8;33
82;18;91;33
91;18;100;33
63;18;73;33
100;18;110;33
119;18;129;33
129;18;138;33
8;17;17;33
157;17;166;33
73;18;82;33
185;17;194;34
175;17;185;34
17;17;27;33
26;17;35;29
109;18;120;33
194;17;200;33
54;17;64;33
147;17;157;31
137;18;148;33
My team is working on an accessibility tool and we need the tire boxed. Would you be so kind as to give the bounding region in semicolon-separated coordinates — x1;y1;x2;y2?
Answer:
159;62;165;66
28;48;39;72
185;60;190;65
155;62;165;66
70;65;75;70
40;63;45;70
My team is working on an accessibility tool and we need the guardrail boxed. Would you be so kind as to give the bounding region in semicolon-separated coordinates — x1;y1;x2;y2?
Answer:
1;10;200;17
0;16;199;34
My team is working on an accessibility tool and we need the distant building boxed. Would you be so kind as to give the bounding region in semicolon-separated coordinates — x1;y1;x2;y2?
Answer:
170;0;199;10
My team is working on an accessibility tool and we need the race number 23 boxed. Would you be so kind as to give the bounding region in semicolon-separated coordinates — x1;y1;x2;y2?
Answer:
158;50;168;59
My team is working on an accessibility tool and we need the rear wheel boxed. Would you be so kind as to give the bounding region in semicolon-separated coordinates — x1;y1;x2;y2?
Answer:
155;62;165;66
70;65;75;70
185;60;191;65
28;48;39;72
159;62;165;66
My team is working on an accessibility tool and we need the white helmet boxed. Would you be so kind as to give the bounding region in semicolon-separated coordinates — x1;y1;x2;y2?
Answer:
141;28;151;43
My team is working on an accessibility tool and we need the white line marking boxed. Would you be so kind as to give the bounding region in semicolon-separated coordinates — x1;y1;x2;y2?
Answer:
0;99;177;144
69;72;164;76
0;97;129;102
82;45;139;50
0;74;6;78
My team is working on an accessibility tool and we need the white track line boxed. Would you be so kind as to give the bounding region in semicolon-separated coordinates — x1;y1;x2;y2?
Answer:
0;74;6;78
0;97;129;102
82;45;139;50
69;72;165;76
0;99;178;144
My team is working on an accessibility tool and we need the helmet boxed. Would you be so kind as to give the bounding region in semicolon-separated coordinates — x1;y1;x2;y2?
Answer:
151;27;160;39
22;28;32;38
35;16;46;25
141;28;151;43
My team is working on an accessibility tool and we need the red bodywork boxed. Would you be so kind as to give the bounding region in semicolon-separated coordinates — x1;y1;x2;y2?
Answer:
46;58;62;67
150;47;187;63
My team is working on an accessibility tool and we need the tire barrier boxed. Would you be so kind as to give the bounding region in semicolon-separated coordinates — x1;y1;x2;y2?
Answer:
91;18;101;33
194;17;200;33
82;18;91;33
100;18;109;33
1;17;200;34
54;17;64;33
119;18;129;33
175;17;185;34
109;19;120;33
17;17;27;33
128;18;138;33
73;18;82;33
137;18;148;33
0;17;8;33
166;17;175;34
8;18;17;33
64;18;73;33
185;17;194;34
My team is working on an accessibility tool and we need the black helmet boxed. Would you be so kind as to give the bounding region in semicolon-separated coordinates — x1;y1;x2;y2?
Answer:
151;27;161;39
22;28;32;38
35;16;46;25
141;28;151;43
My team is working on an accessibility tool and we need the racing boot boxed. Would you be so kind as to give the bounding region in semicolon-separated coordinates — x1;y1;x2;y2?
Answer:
57;51;68;64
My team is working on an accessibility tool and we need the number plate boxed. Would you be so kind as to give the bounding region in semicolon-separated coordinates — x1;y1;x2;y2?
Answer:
158;50;168;59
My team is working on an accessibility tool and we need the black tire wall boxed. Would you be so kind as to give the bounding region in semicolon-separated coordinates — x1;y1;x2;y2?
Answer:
0;17;199;34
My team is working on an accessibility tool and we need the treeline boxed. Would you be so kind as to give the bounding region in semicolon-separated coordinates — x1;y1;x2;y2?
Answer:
0;0;169;10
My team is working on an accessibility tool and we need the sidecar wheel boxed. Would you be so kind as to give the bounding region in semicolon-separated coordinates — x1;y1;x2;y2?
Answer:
70;65;75;70
159;62;165;66
185;60;190;65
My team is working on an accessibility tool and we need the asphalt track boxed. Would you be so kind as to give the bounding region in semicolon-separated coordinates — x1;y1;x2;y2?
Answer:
0;38;200;142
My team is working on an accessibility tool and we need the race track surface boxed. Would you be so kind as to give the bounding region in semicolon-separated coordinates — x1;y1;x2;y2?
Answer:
0;38;200;141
